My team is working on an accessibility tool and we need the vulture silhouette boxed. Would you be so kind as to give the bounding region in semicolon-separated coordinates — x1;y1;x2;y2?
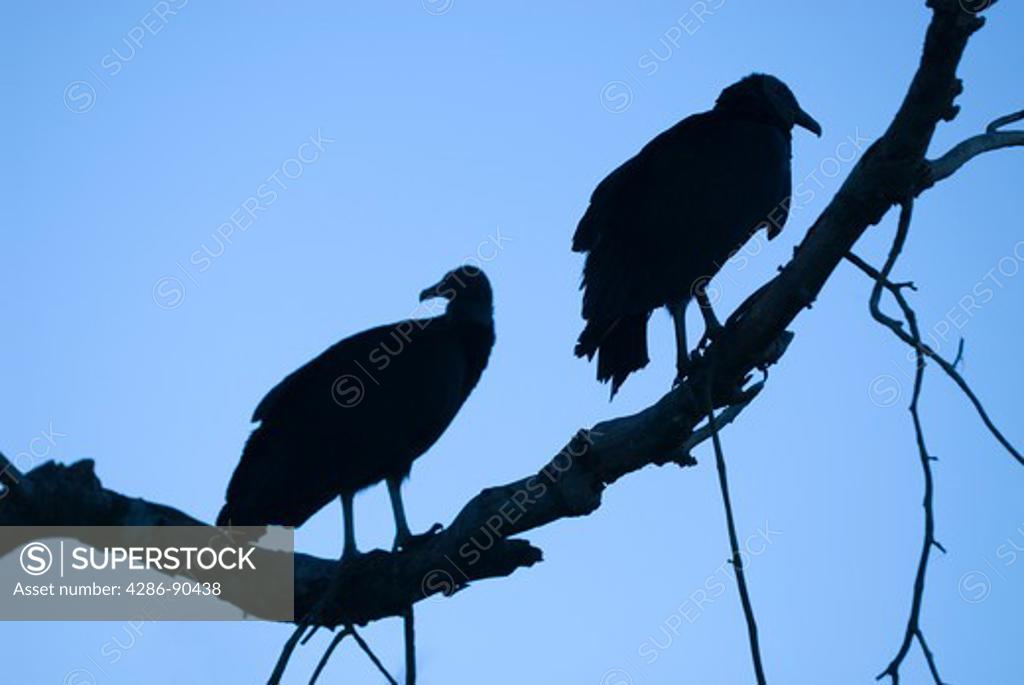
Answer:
217;266;495;560
573;73;821;396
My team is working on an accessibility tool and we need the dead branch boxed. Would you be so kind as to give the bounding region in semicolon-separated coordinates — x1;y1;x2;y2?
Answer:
845;250;1021;465
705;378;768;684
857;201;947;683
926;108;1024;185
0;378;712;628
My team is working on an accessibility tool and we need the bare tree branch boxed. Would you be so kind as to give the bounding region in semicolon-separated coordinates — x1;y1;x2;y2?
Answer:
916;629;946;685
309;629;350;685
269;619;314;685
402;608;416;685
856;201;947;684
0;379;712;628
705;380;768;684
304;625;398;685
845;250;1022;464
926;108;1024;185
353;626;400;685
679;381;763;460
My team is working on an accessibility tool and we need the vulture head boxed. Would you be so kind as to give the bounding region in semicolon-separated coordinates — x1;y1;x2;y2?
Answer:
419;265;493;323
715;73;822;137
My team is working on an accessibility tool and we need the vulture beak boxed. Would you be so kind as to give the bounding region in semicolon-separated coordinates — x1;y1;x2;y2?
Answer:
793;107;822;137
419;280;446;302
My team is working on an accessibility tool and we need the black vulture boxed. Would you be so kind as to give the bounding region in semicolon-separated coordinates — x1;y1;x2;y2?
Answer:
573;73;821;396
216;266;495;560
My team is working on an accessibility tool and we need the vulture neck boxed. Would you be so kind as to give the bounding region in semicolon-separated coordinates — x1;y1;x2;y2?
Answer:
445;300;493;328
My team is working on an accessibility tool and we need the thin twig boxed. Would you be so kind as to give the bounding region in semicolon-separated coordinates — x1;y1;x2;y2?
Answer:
952;339;964;369
267;618;314;685
402;606;416;685
705;379;768;685
351;626;399;685
678;382;764;457
305;624;397;685
857;201;946;684
867;201;915;332
309;627;352;684
845;252;1022;466
876;318;942;684
269;574;343;684
916;629;945;685
985;109;1024;134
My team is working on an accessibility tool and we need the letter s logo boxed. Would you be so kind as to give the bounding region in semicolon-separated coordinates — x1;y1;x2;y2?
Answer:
20;542;53;576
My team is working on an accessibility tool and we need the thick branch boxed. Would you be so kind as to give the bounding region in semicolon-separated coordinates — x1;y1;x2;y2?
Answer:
0;380;709;627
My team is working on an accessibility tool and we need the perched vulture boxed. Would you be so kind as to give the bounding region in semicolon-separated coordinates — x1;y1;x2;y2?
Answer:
573;73;821;396
217;266;495;560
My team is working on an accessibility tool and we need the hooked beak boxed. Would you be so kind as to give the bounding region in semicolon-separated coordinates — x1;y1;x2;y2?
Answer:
419;280;444;302
793;106;822;137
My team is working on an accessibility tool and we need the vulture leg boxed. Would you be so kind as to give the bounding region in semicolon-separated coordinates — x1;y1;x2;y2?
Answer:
340;492;360;562
667;300;692;384
388;475;443;551
695;287;724;349
387;476;412;550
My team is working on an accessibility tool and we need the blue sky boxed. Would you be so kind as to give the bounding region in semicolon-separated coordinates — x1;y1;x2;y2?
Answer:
3;2;1023;683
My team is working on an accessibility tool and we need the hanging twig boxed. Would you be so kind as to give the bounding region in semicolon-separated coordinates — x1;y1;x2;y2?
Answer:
704;378;768;685
402;607;416;685
852;201;946;684
916;629;945;685
268;579;344;685
268;618;314;685
350;626;399;685
306;624;398;685
845;251;1022;466
876;312;944;684
676;382;764;460
272;568;401;685
309;627;351;684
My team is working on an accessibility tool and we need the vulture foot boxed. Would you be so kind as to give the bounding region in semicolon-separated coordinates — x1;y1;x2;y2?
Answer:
340;548;366;566
697;320;725;351
394;522;444;552
673;350;709;388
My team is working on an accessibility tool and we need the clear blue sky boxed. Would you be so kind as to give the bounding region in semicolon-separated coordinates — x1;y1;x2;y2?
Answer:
4;2;1023;683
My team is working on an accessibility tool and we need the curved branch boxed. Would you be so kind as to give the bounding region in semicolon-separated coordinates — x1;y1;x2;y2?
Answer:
926;108;1024;185
856;202;947;684
846;251;1022;465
